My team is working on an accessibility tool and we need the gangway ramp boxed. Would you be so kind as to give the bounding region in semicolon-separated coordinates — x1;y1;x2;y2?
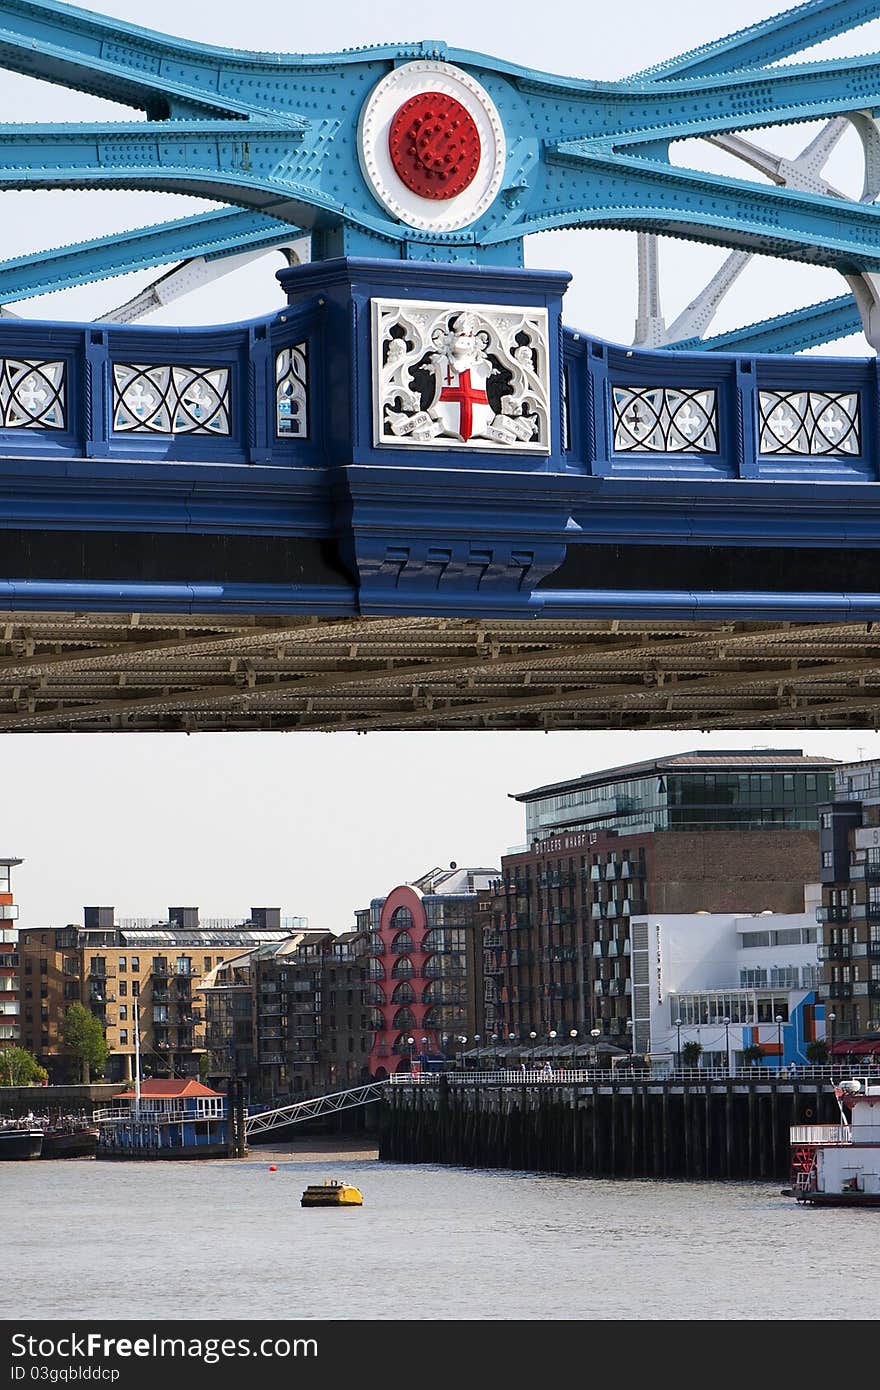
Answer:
244;1082;387;1137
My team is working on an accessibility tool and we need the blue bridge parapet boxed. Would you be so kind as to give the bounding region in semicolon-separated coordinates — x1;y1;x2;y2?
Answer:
2;257;880;621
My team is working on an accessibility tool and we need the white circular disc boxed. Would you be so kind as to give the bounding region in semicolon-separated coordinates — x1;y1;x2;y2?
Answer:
357;59;507;233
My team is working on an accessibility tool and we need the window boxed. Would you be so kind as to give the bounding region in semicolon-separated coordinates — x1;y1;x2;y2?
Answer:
770;966;800;989
204;956;211;971
130;957;139;972
740;931;771;949
740;968;767;988
119;980;127;996
822;851;833;868
390;906;414;933
119;957;127;972
821;813;832;829
131;981;139;997
119;1029;128;1045
119;1004;127;1021
176;958;191;976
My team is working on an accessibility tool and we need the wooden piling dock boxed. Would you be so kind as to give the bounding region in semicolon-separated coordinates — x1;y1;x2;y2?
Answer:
380;1076;838;1181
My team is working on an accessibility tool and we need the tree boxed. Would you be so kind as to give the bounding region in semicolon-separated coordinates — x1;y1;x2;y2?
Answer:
805;1039;829;1064
61;1003;107;1084
0;1046;48;1086
742;1043;766;1065
681;1041;703;1067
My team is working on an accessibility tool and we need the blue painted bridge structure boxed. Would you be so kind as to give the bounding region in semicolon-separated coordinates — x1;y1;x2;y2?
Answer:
2;1;880;730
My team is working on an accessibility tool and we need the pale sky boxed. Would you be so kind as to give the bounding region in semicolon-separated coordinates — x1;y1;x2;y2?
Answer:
2;1;879;929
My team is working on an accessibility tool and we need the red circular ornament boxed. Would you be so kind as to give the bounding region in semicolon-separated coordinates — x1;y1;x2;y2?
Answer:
388;91;481;200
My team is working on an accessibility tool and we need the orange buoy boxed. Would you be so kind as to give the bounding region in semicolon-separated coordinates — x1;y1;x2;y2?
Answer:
268;1164;277;1172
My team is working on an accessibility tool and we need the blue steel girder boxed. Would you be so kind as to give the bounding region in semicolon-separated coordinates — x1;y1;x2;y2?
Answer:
630;0;880;80
0;207;296;304
667;294;864;352
2;1;880;326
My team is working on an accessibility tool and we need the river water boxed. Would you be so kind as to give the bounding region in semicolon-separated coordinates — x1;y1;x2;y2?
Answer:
6;1141;880;1321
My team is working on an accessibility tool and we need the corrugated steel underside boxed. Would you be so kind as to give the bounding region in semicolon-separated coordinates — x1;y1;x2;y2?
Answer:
1;613;878;732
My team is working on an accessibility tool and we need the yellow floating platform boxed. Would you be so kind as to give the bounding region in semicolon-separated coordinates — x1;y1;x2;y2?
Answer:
301;1180;363;1207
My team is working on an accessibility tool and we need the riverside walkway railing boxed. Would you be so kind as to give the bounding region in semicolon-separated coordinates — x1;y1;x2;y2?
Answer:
388;1065;873;1086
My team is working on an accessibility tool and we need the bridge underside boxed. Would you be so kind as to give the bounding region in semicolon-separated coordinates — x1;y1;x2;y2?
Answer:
2;613;878;733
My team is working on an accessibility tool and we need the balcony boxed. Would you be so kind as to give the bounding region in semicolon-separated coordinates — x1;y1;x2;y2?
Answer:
506;950;535;967
816;906;851;923
828;981;854;999
505;915;532;931
548;946;577;962
818;943;854;960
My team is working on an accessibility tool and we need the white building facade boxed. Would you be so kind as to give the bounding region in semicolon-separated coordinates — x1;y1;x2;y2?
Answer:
631;894;826;1072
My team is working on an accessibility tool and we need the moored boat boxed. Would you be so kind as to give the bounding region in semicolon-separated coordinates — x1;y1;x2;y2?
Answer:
0;1124;43;1160
789;1079;880;1205
94;1078;228;1159
301;1180;363;1207
40;1125;99;1159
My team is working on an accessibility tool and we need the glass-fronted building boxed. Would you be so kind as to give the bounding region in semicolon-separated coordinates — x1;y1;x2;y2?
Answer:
516;750;836;843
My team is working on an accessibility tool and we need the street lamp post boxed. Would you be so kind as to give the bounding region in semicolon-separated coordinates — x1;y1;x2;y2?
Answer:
722;1017;731;1076
827;1012;836;1080
406;1035;414;1070
473;1034;481;1071
589;1026;601;1070
420;1036;428;1069
529;1030;537;1067
569;1028;578;1070
458;1035;468;1070
675;1018;683;1073
775;1015;783;1072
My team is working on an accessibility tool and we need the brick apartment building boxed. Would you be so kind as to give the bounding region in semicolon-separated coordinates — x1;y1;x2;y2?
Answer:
355;866;496;1076
18;905;300;1081
0;857;22;1051
817;757;880;1055
490;750;836;1047
203;928;371;1100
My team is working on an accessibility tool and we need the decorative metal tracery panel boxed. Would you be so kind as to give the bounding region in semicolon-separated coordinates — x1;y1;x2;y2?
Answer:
758;390;861;456
112;364;231;435
612;385;718;453
275;343;308;438
0;358;65;429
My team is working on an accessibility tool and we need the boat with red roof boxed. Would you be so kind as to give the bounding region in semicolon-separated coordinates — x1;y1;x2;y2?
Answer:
93;1078;228;1159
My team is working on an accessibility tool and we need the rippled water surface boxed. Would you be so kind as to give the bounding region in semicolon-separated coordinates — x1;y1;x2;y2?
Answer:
7;1146;880;1320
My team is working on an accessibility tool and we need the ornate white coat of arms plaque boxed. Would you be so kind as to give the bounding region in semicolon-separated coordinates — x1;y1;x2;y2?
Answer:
371;298;551;452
